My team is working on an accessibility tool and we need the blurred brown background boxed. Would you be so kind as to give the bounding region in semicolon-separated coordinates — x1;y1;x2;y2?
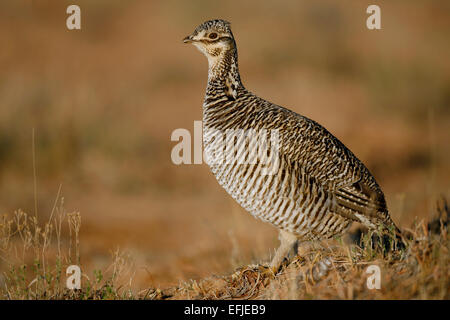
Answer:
0;0;449;289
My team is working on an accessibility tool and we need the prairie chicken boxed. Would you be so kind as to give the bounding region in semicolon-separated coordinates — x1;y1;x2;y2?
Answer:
183;19;403;273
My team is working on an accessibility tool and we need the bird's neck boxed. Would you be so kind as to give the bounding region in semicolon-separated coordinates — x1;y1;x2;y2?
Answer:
205;45;243;100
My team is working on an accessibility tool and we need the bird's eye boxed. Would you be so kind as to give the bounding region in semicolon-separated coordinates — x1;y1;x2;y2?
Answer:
208;32;218;39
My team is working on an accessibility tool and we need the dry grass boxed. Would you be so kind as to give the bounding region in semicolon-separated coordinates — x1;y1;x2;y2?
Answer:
0;199;135;299
0;197;447;300
147;198;449;300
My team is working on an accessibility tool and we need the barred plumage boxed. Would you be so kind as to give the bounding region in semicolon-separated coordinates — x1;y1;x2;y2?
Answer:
184;19;402;273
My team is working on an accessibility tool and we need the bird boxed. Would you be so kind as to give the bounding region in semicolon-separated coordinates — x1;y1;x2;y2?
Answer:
183;19;404;274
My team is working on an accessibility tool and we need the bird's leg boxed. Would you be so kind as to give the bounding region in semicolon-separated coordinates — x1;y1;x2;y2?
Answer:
268;230;299;275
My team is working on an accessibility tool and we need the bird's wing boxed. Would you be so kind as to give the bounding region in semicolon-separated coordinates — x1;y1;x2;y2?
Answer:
269;106;389;224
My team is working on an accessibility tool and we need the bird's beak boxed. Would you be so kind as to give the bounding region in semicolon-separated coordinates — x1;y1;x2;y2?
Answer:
183;35;194;43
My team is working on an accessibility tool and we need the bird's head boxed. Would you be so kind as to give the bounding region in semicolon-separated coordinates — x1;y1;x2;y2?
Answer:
183;19;235;62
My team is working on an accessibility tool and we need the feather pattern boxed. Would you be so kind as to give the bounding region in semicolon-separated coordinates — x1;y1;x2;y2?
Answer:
189;19;399;242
